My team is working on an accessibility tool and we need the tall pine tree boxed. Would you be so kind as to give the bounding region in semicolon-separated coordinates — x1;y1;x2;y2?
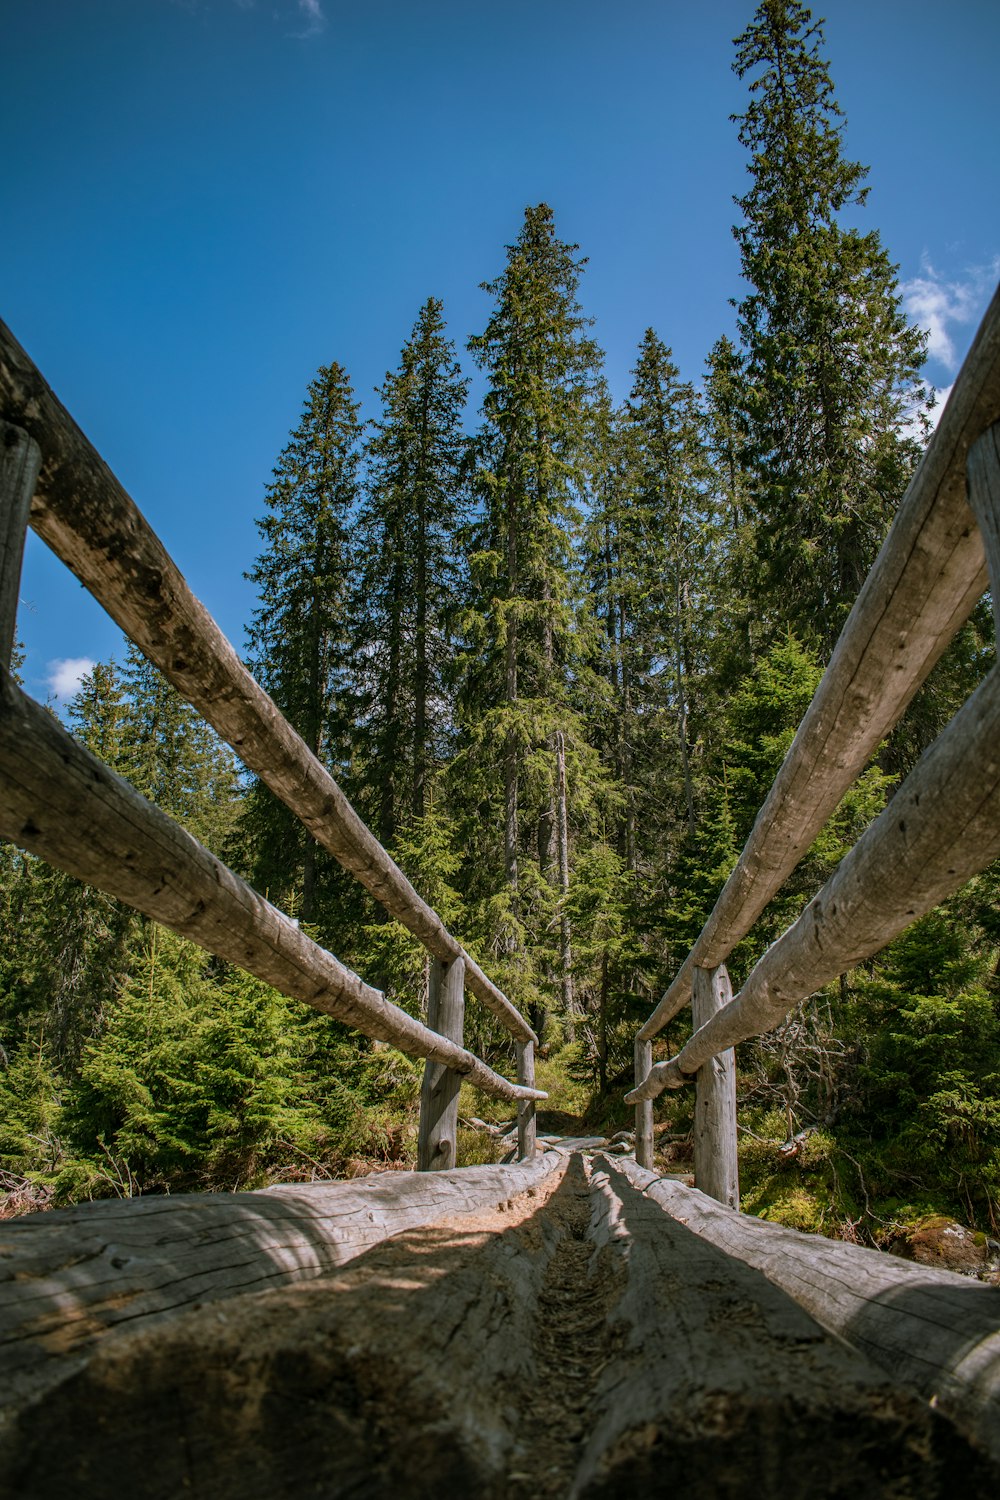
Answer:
455;204;605;1026
352;299;469;846
241;362;363;927
732;0;928;653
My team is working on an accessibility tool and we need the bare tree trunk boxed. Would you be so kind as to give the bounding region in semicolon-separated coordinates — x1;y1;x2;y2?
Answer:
504;495;519;899
412;445;429;823
618;595;636;870
598;949;610;1093
556;730;573;1027
675;569;696;837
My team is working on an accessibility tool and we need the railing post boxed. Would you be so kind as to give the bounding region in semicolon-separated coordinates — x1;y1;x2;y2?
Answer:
516;1040;536;1160
691;964;739;1206
0;422;41;669
634;1037;654;1169
417;955;465;1171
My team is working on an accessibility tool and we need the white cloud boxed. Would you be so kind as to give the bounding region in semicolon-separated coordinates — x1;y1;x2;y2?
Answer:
902;257;1000;373
46;657;96;701
293;0;325;37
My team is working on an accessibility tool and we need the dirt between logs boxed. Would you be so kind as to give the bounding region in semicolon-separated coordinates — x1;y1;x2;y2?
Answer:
1;1154;996;1499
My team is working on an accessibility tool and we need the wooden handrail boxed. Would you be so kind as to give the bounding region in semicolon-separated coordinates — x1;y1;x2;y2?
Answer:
629;292;1000;1132
0;317;537;1048
629;661;1000;1101
0;425;40;666
0;668;543;1105
638;284;1000;1046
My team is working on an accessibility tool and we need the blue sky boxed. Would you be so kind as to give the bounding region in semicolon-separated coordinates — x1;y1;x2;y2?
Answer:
3;0;998;705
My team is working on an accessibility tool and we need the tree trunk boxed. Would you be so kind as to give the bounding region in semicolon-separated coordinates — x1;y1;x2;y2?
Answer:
504;489;519;899
413;450;429;822
675;568;696;837
555;729;573;1024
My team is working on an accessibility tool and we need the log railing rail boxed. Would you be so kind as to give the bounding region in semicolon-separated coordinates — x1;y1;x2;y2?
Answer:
0;321;544;1160
628;285;1000;1175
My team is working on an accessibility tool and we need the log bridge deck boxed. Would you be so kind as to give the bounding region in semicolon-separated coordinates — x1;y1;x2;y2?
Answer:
2;1142;999;1498
4;291;1000;1496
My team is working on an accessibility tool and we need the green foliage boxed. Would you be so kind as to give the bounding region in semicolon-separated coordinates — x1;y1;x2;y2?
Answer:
738;1111;846;1235
240;360;364;935
352;299;470;844
2;61;996;1238
732;0;929;653
847;911;1000;1227
585;332;714;867
61;932;300;1193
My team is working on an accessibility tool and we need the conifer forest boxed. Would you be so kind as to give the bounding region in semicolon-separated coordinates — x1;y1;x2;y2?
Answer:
3;0;999;1253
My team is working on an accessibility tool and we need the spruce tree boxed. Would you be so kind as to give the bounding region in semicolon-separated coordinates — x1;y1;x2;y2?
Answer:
352;299;469;846
623;330;711;838
456;204;605;1025
732;0;928;653
241;362;363;926
587;333;710;862
121;645;239;851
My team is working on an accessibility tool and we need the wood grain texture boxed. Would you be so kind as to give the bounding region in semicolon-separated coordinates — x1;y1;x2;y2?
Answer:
0;1150;568;1421
516;1039;537;1161
691;965;738;1206
2;1152;987;1499
633;1037;653;1169
604;1153;1000;1470
417;957;465;1171
630;665;1000;1100
967;420;1000;639
0;422;40;666
574;1160;989;1496
639;288;1000;1042
0;317;535;1047
0;670;545;1105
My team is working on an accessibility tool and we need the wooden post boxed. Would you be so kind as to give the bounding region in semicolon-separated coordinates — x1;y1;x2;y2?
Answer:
417;956;465;1171
634;1038;654;1169
691;964;739;1207
516;1040;537;1160
0;422;41;667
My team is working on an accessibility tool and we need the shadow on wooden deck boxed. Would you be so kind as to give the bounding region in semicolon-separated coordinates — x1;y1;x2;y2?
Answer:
1;1148;998;1498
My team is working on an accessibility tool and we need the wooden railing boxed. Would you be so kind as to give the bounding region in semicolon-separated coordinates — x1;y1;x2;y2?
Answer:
627;285;1000;1192
0;319;545;1171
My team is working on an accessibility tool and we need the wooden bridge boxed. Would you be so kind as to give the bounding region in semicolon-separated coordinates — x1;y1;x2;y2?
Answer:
2;290;1000;1496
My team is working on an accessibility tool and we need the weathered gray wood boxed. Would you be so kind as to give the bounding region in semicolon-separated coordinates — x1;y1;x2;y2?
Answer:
0;317;535;1047
0;669;545;1105
576;1159;993;1495
629;665;1000;1101
4;1152;987;1500
638;288;1000;1042
418;956;465;1171
691;964;738;1206
0;422;40;666
516;1039;537;1160
0;1150;568;1422
633;1037;653;1169
967;420;1000;639
604;1153;1000;1470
